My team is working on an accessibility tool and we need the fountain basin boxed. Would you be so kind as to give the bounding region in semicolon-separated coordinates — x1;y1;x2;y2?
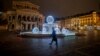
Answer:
20;32;63;37
19;31;76;37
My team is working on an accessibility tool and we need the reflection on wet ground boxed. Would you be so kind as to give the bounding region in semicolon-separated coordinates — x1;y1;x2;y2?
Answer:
0;30;100;56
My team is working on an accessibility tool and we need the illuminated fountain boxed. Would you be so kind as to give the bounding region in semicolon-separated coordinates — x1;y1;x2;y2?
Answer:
62;28;76;36
55;27;61;34
32;27;40;34
20;16;76;36
42;16;58;34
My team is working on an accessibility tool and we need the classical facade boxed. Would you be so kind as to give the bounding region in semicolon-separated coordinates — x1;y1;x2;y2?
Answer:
2;1;44;31
57;11;100;30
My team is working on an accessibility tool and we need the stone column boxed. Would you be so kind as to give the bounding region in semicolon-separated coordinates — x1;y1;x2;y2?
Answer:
31;17;32;22
26;16;27;21
30;24;32;30
21;24;23;31
30;16;31;21
20;15;22;31
34;16;35;21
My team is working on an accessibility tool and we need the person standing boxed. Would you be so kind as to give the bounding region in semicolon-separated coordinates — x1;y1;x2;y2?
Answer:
49;28;58;46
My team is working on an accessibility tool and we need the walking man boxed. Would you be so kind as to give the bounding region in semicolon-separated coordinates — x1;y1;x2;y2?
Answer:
49;28;58;47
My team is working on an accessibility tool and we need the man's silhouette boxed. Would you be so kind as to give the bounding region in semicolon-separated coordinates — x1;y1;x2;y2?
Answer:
49;28;58;46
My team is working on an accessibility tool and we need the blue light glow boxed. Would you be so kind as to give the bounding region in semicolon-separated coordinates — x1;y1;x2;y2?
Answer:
32;27;39;34
46;15;54;24
20;15;76;36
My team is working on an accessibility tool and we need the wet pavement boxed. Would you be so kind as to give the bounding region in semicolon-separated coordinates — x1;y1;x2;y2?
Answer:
0;30;100;56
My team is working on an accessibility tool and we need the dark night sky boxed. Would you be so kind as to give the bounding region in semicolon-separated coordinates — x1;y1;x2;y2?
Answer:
0;0;100;18
30;0;100;18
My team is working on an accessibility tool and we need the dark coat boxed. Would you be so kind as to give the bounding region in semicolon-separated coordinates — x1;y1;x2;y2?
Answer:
52;30;57;41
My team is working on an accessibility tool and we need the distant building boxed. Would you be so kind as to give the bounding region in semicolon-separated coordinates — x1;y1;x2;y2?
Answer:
1;1;44;31
57;11;100;30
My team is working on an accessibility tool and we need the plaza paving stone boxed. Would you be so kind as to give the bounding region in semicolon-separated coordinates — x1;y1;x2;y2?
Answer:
0;30;100;56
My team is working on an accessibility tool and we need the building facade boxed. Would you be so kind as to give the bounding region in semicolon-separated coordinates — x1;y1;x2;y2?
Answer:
58;11;100;30
1;1;44;31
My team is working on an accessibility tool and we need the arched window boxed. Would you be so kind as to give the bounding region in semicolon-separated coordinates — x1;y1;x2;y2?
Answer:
28;24;30;30
35;16;38;21
18;15;21;21
39;18;41;22
22;24;26;30
11;24;14;29
31;17;33;22
23;16;26;21
9;16;11;21
26;6;29;9
32;24;34;28
12;16;15;20
27;16;30;21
